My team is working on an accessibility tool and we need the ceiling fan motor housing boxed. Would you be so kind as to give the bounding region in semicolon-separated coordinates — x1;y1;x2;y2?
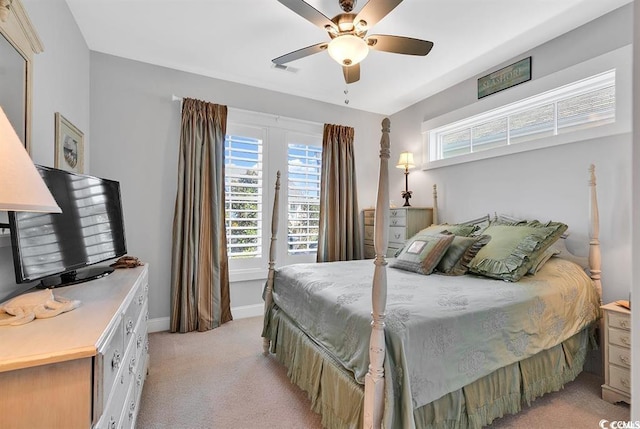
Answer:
339;0;356;12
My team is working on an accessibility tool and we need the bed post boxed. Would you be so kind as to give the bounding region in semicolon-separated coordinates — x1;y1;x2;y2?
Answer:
363;118;390;429
263;171;281;355
588;164;602;304
432;184;439;225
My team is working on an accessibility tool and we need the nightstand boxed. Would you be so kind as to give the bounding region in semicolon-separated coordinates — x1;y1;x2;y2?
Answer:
601;302;631;404
363;207;433;259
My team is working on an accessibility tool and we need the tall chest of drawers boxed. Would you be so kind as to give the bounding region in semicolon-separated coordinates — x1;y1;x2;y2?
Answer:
0;264;150;429
363;207;433;259
601;302;631;404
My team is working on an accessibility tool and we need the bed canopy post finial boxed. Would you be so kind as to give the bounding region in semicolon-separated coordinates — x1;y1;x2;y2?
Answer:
432;184;439;225
262;170;281;355
363;118;390;429
588;164;602;304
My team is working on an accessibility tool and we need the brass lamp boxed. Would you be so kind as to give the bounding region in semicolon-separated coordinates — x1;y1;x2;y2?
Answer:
0;106;61;230
396;151;415;207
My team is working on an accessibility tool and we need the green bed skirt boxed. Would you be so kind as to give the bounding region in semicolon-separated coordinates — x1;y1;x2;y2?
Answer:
265;307;592;429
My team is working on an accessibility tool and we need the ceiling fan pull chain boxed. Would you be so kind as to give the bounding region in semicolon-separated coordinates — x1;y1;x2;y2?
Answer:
344;88;350;105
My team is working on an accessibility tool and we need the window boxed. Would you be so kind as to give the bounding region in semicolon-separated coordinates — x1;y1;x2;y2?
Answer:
425;68;619;167
224;111;322;278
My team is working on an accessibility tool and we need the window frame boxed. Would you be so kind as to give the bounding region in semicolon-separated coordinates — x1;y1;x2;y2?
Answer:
225;109;323;281
421;46;632;170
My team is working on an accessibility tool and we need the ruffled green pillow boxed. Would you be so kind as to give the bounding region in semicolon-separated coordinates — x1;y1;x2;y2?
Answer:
390;232;455;275
468;220;568;282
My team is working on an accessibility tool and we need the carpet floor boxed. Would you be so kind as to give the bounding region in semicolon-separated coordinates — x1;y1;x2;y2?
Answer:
137;316;630;429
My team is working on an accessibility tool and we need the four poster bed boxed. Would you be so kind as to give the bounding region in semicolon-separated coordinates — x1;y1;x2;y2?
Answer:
261;118;603;429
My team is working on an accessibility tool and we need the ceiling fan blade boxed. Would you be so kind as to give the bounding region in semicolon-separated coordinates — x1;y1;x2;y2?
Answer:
355;0;403;29
343;64;360;84
273;42;328;65
277;0;337;31
367;35;434;56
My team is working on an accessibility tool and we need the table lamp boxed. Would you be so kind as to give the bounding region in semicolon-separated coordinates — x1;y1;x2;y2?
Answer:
0;106;61;230
396;151;415;207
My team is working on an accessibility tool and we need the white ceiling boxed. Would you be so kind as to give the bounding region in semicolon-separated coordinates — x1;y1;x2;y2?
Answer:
64;0;631;115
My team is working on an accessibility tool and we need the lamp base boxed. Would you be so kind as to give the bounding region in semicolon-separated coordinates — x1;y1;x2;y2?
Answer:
401;190;412;207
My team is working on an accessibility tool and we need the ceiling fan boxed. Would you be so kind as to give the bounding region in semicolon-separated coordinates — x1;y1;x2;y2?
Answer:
273;0;434;84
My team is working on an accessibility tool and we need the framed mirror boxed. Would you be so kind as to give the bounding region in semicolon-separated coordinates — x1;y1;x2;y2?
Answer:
0;0;43;153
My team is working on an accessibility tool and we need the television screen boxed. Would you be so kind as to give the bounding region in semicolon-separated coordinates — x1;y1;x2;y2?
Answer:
9;166;127;287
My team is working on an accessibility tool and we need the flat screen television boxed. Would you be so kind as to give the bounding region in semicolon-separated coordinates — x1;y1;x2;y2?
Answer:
9;165;127;288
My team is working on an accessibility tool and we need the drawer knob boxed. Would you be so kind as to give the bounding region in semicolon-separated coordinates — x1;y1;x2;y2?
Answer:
138;294;144;305
109;416;117;429
126;319;135;334
129;357;136;374
621;378;630;388
391;210;397;216
619;320;629;329
620;336;630;346
137;335;143;349
129;400;136;420
619;355;630;365
391;219;398;225
394;233;401;239
112;350;121;370
137;373;143;386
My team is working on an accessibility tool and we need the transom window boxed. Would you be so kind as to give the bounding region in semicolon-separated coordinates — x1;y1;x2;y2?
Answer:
427;70;616;163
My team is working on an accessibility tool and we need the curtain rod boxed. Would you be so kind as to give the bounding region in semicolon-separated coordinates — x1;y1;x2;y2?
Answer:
171;94;322;127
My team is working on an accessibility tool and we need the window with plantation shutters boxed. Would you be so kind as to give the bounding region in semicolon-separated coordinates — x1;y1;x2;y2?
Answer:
424;69;619;168
223;111;323;279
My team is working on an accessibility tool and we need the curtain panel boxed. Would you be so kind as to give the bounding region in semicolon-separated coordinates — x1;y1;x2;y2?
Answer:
170;98;232;333
317;124;362;262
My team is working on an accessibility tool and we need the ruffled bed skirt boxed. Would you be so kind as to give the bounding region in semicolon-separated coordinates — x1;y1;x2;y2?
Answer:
265;307;592;429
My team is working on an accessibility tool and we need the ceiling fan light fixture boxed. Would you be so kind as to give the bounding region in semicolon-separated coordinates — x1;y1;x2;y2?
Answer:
327;34;368;67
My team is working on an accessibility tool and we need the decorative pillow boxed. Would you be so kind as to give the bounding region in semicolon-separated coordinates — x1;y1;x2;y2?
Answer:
436;234;491;276
419;223;478;237
468;220;568;282
390;233;455;275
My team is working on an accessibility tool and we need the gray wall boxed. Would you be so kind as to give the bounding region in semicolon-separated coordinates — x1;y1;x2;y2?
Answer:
389;5;633;306
87;52;383;321
0;0;90;301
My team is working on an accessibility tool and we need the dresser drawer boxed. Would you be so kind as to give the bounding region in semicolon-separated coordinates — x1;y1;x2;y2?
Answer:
97;316;125;409
364;225;374;242
389;217;406;227
609;327;632;349
363;210;374;226
389;226;406;243
608;311;631;330
609;344;631;368
364;244;375;259
389;209;406;219
609;365;631;394
123;280;145;345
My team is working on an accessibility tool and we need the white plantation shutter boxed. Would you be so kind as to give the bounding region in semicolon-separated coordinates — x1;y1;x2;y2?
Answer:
224;134;262;259
287;143;321;255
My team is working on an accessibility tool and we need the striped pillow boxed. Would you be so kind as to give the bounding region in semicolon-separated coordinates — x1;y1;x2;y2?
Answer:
390;232;455;275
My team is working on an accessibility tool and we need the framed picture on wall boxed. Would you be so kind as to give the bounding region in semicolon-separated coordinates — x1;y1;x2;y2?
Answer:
54;112;84;173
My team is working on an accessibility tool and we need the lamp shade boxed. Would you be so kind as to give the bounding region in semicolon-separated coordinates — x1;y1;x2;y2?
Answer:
0;106;61;213
396;151;415;170
327;34;369;66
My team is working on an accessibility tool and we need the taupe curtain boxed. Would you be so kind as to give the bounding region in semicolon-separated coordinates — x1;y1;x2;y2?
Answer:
170;98;232;333
317;124;362;262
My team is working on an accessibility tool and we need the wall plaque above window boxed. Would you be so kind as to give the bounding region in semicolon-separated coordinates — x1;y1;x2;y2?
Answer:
478;57;531;99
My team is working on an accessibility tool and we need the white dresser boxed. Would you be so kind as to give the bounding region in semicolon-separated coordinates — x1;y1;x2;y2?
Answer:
0;264;150;429
363;207;433;259
601;302;631;404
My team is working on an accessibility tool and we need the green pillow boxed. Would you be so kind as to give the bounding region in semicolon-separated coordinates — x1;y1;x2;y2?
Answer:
468;220;568;282
436;234;491;276
390;232;455;275
527;247;560;275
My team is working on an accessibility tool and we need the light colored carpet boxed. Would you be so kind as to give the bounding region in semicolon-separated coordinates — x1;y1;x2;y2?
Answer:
137;316;630;429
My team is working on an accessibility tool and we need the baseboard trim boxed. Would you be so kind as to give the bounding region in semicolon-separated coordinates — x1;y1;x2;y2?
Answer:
147;304;264;333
